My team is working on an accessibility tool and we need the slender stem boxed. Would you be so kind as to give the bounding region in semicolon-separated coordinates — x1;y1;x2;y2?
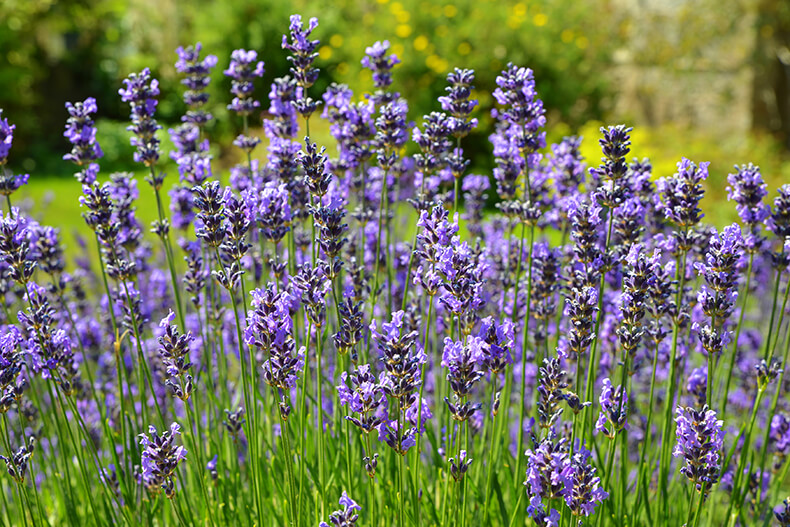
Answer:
482;375;498;524
315;322;326;519
150;170;186;330
756;318;790;503
280;415;298;527
413;294;434;525
685;488;699;527
724;388;764;524
514;221;535;489
658;244;689;518
692;484;708;527
583;213;614;447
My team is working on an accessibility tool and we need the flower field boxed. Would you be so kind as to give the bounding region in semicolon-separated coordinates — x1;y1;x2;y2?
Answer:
0;13;788;527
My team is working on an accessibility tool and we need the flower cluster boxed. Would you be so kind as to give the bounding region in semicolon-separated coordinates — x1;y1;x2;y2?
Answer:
673;405;725;490
139;423;187;498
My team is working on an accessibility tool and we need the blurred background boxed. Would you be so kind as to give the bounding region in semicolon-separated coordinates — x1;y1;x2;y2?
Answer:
1;0;789;227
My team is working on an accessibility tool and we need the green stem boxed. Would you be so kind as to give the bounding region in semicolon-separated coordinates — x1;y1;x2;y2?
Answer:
413;295;434;525
658;244;689;518
316;321;326;519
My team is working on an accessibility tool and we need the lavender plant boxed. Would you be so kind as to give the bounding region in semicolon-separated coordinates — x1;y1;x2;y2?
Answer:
0;13;788;527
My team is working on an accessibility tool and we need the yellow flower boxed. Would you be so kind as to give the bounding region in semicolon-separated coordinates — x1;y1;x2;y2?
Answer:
533;13;547;27
513;3;526;17
576;36;589;50
396;24;412;38
457;42;471;56
318;46;333;60
414;35;429;52
561;29;574;43
329;34;344;48
444;5;457;17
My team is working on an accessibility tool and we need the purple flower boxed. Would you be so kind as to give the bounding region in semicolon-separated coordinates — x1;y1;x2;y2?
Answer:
63;97;103;166
656;157;708;231
726;163;769;226
694;224;742;357
686;367;707;407
245;181;292;244
767;184;790;241
560;446;608;517
0;326;24;413
537;357;569;429
246;285;304;418
0;110;14;164
493;63;546;130
371;311;423;455
374;100;409;169
320;491;361;527
595;378;628;438
224;49;265;117
337;364;387;439
438;68;478;139
770;413;790;456
0;436;34;484
477;316;514;375
175;42;218;127
157;310;194;401
119;68;162;167
673;405;725;490
0;209;36;284
524;431;569;500
139;422;187;498
526;496;560;527
589;125;632;184
282;15;320;89
775;497;790;526
362;40;400;100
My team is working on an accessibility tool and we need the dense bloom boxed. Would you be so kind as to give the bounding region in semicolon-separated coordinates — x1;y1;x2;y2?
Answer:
63;97;103;166
372;311;423;455
442;336;485;421
119;68;162;167
561;446;608;517
673;405;725;490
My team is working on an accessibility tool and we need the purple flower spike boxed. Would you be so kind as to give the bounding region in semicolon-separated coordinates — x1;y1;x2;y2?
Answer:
225;49;265;117
362;40;400;93
0;110;15;164
595;378;628;438
63;98;103;166
560;446;608;517
673;404;725;490
320;491;361;527
139;422;187;498
175;42;218;127
119;68;162;167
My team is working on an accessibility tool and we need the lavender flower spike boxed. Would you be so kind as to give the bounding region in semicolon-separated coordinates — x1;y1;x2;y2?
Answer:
320;491;361;527
0;111;29;194
139;422;187;498
673;405;725;490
